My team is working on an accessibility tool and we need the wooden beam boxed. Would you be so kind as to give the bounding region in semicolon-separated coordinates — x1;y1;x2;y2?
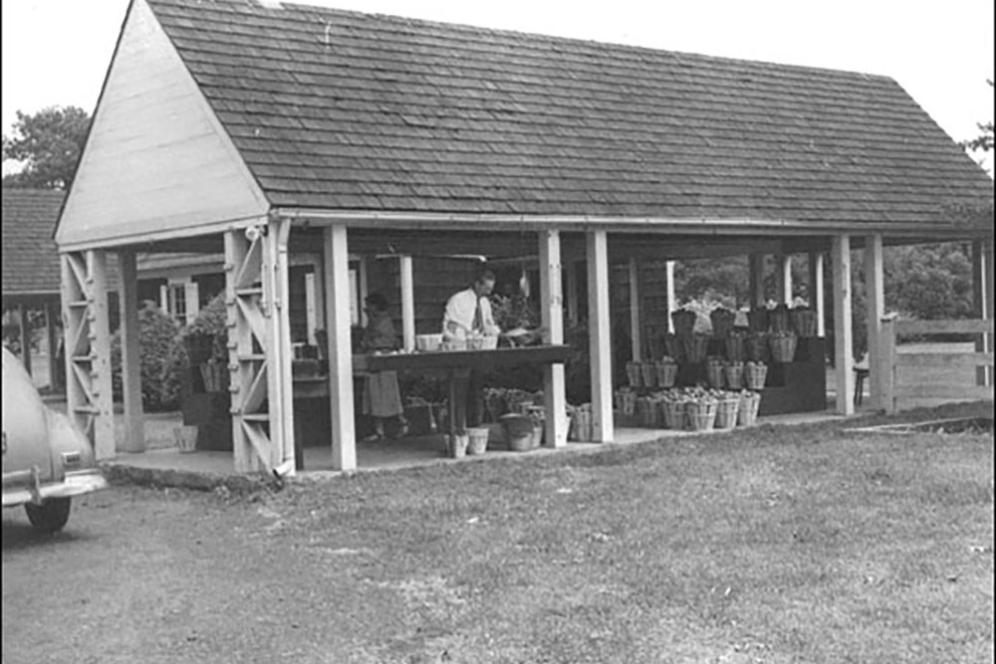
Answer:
666;260;677;333
864;235;885;410
586;231;613;443
324;225;357;471
808;251;826;337
832;235;854;415
973;240;994;387
45;301;59;391
628;257;642;361
748;254;766;309
400;255;415;353
17;303;31;376
881;318;896;414
539;231;568;448
273;219;296;475
87;250;115;460
117;250;145;453
224;231;256;473
565;259;579;326
60;254;86;436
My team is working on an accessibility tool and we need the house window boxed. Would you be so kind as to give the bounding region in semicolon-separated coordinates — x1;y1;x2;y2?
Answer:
160;277;199;326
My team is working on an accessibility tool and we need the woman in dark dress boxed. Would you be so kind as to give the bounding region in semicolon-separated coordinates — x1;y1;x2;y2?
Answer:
360;292;408;440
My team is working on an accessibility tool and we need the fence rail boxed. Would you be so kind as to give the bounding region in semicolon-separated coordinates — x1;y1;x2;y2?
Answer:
881;318;994;414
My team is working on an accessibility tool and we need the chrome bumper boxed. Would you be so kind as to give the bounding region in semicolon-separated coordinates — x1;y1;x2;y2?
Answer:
2;469;108;508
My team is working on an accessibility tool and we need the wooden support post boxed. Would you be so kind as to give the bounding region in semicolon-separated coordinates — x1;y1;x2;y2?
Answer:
748;253;766;309
864;235;885;410
881;317;896;414
539;231;568;448
60;254;86;438
117;251;145;453
973;240;994;387
777;254;793;305
324;225;356;471
45;300;60;391
273;219;296;474
832;235;854;416
565;260;579;326
87;250;115;460
628;257;642;361
808;251;826;337
17;303;31;376
666;260;677;333
587;231;613;443
224;231;257;473
400;255;415;353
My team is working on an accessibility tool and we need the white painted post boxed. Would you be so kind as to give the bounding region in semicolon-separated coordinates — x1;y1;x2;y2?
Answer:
274;219;296;475
87;250;115;460
400;255;415;353
864;235;885;410
808;251;826;337
45;301;59;390
324;225;357;471
224;231;256;473
539;231;568;448
666;260;677;334
61;254;86;439
312;260;326;338
305;271;317;346
973;240;994;387
628;257;642;361
117;251;145;453
565;260;579;326
985;240;994;387
778;254;793;305
832;235;854;416
587;231;613;443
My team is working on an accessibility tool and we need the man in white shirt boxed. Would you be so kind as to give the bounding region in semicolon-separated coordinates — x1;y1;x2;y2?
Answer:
442;269;501;339
442;269;500;428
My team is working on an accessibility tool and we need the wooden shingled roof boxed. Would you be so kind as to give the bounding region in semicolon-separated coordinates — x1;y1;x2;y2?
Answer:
145;0;992;229
1;189;64;295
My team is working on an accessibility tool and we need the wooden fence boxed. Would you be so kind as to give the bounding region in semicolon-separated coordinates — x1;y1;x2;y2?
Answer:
880;318;994;414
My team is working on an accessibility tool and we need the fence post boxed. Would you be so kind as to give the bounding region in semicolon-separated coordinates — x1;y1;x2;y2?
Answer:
880;317;896;414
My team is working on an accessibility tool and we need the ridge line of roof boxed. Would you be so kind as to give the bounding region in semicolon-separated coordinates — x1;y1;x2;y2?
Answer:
148;0;897;84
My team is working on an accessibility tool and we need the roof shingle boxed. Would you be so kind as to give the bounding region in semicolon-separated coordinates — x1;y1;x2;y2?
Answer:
146;0;993;228
1;189;64;295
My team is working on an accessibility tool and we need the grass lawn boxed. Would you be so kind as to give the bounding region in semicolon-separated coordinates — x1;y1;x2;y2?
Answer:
237;400;992;663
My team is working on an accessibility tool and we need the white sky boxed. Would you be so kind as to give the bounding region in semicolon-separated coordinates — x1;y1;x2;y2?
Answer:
2;0;993;166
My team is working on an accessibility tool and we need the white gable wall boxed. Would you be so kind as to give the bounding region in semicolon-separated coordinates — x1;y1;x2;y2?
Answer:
56;0;269;249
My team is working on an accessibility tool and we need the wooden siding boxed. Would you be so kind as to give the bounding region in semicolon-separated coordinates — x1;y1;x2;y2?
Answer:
56;0;267;249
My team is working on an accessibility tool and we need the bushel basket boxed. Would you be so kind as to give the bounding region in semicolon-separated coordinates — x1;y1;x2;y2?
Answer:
769;334;798;363
714;398;740;430
684;400;717;432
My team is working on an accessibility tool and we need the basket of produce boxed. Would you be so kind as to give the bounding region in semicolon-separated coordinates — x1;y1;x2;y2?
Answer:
744;361;768;390
500;413;539;452
466;427;490;455
640;361;657;389
769;304;791;333
681;334;711;364
671;309;697;337
746;333;770;363
747;308;769;333
685;393;719;432
661;395;686;429
710;307;736;338
447;431;470;458
569;404;594;441
466;334;499;351
714;394;741;430
636;396;660;428
737;390;761;426
769;331;798;363
416;333;444;352
724;361;744;390
724;332;746;363
655;358;678;388
505;389;536;415
664;334;685;364
705;356;726;389
441;338;467;352
625;361;642;388
790;307;818;337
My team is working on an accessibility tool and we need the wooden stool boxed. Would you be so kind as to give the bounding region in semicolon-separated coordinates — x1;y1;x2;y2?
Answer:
853;367;870;406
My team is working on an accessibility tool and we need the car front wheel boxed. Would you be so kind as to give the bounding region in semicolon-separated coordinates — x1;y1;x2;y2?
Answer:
24;497;72;533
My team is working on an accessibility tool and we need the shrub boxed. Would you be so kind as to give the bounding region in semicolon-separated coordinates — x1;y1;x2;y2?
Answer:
181;293;228;363
111;303;186;411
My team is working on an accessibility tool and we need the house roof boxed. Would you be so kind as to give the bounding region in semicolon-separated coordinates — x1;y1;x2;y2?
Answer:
139;0;990;230
1;188;64;296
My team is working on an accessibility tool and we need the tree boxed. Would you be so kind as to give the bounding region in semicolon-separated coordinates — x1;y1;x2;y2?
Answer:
2;106;90;190
959;79;994;169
